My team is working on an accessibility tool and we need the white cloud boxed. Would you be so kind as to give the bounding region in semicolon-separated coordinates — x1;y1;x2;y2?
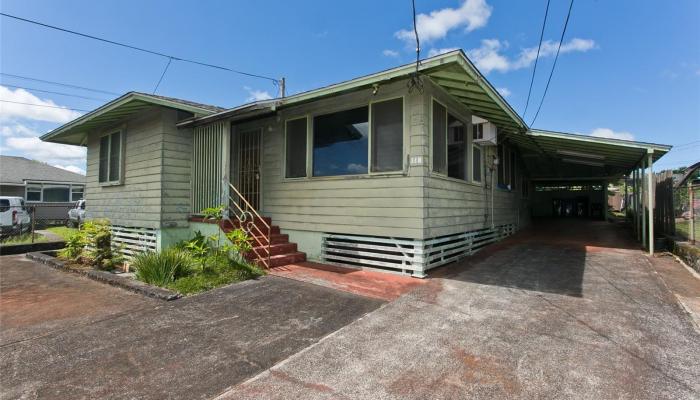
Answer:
467;38;596;74
53;164;86;175
244;86;274;102
395;0;492;44
0;123;36;137
382;49;400;57
587;128;635;141
427;47;459;57
5;135;86;162
0;86;82;123
496;87;511;97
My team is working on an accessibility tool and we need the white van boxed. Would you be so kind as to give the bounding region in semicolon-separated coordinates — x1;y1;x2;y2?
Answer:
0;196;32;235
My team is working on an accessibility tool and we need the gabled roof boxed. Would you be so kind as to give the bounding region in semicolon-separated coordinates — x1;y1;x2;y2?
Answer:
182;50;527;134
0;156;85;185
42;92;225;145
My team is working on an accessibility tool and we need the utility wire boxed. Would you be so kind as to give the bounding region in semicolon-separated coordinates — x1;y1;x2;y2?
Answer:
0;99;88;112
407;0;423;93
153;57;173;94
529;0;575;127
0;12;280;83
1;84;109;101
522;0;551;118
0;72;120;95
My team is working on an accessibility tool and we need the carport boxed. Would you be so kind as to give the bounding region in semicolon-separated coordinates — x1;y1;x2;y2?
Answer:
505;129;671;254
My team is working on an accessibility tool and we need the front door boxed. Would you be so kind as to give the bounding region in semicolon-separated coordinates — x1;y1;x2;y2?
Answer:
236;128;263;211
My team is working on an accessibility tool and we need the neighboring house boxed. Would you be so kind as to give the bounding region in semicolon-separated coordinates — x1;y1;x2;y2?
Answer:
0;155;86;221
41;50;671;275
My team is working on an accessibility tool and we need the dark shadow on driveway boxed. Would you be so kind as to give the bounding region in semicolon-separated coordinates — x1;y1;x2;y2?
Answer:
433;219;640;298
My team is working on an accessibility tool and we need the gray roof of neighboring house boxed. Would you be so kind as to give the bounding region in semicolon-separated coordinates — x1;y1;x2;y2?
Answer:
0;156;85;185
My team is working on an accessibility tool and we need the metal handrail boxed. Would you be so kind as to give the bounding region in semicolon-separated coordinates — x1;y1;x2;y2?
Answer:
221;180;271;268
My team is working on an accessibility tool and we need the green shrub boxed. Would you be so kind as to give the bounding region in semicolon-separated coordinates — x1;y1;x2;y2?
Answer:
58;232;85;260
224;228;253;253
133;249;194;286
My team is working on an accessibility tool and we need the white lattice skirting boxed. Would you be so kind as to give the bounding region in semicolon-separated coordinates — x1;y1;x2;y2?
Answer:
322;224;516;277
110;226;157;258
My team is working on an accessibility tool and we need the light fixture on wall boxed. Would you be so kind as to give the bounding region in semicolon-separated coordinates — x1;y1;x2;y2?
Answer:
372;84;379;95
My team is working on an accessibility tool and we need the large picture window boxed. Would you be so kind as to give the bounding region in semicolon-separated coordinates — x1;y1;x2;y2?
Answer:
313;106;369;176
99;131;123;184
432;101;447;174
447;115;467;180
371;98;403;172
285;117;307;178
25;183;84;203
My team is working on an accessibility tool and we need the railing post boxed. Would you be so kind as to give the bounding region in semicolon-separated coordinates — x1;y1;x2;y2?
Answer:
647;151;654;255
690;181;696;244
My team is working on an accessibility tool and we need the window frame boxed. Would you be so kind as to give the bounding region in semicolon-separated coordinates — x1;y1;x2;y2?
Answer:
98;129;125;186
369;96;405;175
283;115;310;179
24;182;85;203
472;143;483;183
284;95;406;181
430;98;448;177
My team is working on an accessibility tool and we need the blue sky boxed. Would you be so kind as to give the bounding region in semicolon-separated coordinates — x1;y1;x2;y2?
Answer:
1;0;698;174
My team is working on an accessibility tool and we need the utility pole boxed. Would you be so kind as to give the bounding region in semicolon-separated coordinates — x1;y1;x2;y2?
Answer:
279;77;286;98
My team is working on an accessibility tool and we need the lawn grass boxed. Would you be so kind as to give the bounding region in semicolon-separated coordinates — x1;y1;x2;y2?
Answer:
46;226;79;241
676;220;700;241
0;233;47;245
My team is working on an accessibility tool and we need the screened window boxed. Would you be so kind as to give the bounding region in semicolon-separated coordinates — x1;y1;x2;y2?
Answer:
371;98;403;172
472;145;482;182
285;118;307;178
510;150;516;189
43;187;70;202
447;115;467;180
71;186;85;201
473;123;484;140
99;131;122;184
313;106;368;176
26;186;41;202
432;101;447;174
497;144;505;186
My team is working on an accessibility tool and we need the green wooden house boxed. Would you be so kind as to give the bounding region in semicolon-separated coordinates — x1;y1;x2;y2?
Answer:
42;50;671;275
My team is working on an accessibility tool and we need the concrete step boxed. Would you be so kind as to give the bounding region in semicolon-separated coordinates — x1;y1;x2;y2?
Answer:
224;224;280;235
247;242;298;258
251;233;289;246
267;252;306;268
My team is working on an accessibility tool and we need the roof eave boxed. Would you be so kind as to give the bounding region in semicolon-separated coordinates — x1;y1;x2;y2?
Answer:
528;129;672;153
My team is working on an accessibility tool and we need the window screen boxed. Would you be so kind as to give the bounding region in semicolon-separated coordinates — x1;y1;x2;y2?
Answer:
285;118;307;178
371;98;403;172
497;144;505;185
99;135;109;182
109;132;121;182
313;107;369;176
447;115;466;180
510;150;516;189
71;186;85;201
473;145;482;182
432;101;447;174
43;187;70;202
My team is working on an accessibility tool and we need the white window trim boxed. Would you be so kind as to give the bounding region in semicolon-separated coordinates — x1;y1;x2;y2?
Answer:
429;97;448;177
472;143;483;183
24;182;84;203
99;129;125;186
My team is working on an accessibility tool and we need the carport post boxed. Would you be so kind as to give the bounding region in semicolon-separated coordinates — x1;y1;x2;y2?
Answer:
633;168;638;239
647;151;654;255
641;159;647;249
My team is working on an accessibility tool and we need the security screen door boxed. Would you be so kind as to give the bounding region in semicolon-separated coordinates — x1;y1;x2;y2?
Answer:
237;128;262;211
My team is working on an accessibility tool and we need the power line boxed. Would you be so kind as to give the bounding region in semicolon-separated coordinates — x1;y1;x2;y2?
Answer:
1;84;109;101
0;12;280;84
530;0;575;127
0;99;88;112
1;72;120;95
522;0;551;118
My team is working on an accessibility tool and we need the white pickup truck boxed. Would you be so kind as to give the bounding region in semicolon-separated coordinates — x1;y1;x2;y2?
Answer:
0;196;32;236
68;199;86;227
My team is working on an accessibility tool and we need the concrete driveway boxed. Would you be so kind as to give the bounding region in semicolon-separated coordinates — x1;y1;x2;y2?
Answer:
0;255;383;400
220;220;700;400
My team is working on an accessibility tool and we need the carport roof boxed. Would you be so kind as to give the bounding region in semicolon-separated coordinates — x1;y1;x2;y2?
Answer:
509;129;672;180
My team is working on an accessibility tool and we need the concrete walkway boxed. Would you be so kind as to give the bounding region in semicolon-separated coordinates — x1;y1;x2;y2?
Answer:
220;220;700;399
0;255;383;400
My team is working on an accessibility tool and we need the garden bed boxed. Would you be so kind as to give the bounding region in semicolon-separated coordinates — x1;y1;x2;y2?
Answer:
26;251;181;301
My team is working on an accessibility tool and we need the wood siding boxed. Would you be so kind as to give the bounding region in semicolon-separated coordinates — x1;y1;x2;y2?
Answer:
85;107;192;229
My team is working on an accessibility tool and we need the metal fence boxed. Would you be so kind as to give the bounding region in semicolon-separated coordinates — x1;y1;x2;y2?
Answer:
653;169;699;245
0;203;76;244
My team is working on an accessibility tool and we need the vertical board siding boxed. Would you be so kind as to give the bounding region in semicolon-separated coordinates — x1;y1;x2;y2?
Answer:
191;121;226;213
